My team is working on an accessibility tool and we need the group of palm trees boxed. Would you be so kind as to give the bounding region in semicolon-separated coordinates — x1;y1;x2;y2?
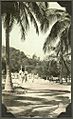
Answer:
1;1;71;92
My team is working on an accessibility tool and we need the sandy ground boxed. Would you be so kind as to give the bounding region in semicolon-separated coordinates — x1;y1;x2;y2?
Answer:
2;78;71;118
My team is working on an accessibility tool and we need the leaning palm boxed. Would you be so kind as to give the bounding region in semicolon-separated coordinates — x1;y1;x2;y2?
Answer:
43;9;71;52
2;1;49;91
43;9;71;83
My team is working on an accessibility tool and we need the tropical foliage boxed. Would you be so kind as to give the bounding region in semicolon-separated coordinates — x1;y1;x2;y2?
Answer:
43;9;71;54
2;46;58;77
41;3;71;83
1;1;49;91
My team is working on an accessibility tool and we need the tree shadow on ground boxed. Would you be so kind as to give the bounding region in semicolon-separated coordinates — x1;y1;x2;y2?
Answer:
1;104;15;117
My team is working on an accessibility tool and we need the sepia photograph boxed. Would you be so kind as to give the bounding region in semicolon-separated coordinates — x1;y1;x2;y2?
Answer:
1;0;72;118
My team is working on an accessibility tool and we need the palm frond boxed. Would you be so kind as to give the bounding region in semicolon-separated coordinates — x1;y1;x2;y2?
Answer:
19;19;26;40
18;3;29;30
13;9;26;40
23;8;29;30
43;17;70;53
21;3;39;35
55;9;70;19
2;2;40;37
43;39;55;53
45;9;68;20
29;2;49;32
28;11;39;34
15;14;26;40
9;15;15;31
40;17;49;32
50;18;70;37
45;17;70;44
54;27;71;56
45;2;49;8
60;27;70;54
29;2;43;22
61;56;70;73
41;9;70;31
55;41;61;56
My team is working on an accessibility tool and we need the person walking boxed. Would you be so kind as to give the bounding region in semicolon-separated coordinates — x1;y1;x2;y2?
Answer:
24;71;28;82
19;69;22;83
21;71;25;83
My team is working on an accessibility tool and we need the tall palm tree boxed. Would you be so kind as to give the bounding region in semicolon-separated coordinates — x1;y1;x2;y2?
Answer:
42;3;71;83
1;1;48;91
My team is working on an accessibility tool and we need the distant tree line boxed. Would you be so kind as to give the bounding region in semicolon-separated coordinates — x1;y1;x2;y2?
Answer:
2;46;71;80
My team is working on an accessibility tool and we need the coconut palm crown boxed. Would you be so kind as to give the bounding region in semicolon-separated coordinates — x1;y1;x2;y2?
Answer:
42;3;71;83
43;9;71;55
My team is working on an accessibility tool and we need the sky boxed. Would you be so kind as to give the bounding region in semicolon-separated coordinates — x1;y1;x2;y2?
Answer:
2;2;65;60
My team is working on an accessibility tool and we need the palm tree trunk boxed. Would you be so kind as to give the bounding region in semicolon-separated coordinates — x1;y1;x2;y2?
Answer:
5;27;13;91
59;55;63;84
59;65;63;84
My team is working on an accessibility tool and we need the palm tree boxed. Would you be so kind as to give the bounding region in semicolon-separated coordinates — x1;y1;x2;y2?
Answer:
42;3;71;83
1;1;48;91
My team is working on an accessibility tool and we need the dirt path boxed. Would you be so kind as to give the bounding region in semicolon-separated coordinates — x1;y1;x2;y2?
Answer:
2;80;71;118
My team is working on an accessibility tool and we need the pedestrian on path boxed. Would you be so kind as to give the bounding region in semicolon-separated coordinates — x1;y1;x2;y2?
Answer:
24;71;28;82
19;69;24;83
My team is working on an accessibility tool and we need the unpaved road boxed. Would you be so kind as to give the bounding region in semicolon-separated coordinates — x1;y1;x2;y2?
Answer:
2;80;71;118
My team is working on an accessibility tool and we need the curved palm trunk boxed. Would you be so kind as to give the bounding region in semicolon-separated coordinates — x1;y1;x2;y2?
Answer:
59;55;63;84
59;65;63;84
5;27;13;91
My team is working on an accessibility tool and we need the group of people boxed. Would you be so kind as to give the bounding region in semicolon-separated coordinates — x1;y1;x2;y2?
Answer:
19;69;28;83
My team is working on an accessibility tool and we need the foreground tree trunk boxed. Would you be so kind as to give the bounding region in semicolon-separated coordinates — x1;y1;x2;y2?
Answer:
4;26;13;92
59;55;63;84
